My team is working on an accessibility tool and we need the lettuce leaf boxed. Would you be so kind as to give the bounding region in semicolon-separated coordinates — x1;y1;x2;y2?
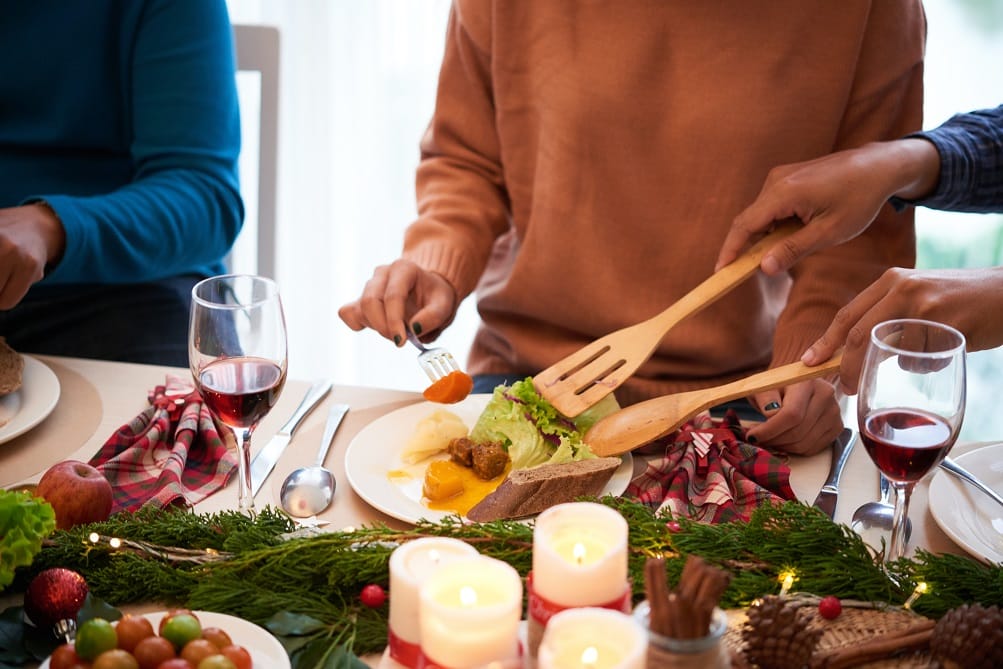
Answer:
469;377;620;469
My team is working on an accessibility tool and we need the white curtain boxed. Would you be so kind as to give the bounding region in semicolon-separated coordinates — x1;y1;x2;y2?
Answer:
226;0;466;393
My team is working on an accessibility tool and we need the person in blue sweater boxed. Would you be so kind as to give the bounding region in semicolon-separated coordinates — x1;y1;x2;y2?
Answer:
0;0;243;366
716;105;1003;394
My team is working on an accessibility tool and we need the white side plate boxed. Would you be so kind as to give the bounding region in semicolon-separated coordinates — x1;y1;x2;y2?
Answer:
0;356;60;446
929;443;1003;564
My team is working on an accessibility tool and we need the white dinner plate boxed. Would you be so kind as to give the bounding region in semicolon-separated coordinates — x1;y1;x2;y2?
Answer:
0;356;60;446
40;610;290;669
928;443;1003;564
344;394;633;524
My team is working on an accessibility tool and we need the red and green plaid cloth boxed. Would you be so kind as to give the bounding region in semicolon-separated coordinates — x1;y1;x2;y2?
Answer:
624;410;795;524
89;375;237;513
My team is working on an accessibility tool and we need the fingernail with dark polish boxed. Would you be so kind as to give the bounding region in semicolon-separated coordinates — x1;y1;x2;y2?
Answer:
393;335;401;346
412;322;423;335
764;401;781;412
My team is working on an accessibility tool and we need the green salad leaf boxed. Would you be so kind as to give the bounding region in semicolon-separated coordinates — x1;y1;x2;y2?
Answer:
469;377;620;469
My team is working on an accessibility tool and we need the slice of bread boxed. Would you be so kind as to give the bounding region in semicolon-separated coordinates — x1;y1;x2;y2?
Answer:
466;456;621;522
0;337;24;395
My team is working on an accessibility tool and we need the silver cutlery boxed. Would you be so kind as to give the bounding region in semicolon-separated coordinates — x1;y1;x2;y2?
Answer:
250;380;332;497
939;456;1003;508
280;403;349;517
812;427;855;519
851;472;912;543
407;330;461;382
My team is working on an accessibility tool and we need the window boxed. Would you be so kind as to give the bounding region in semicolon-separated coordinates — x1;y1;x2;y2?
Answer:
227;0;1002;440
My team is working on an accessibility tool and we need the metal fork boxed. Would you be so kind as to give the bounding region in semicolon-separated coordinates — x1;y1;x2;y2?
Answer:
407;330;461;382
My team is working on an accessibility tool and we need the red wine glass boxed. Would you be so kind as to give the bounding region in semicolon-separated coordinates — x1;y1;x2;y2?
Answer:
857;318;966;562
189;275;288;513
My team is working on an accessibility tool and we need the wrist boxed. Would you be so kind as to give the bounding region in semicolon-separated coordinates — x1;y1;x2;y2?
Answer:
29;201;67;267
886;138;941;201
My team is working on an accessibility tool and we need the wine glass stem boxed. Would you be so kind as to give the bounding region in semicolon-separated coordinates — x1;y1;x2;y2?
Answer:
889;481;913;561
233;427;255;514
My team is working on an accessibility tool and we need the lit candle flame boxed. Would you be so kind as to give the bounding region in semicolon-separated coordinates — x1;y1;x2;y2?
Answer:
573;542;586;565
459;585;478;607
580;646;598;667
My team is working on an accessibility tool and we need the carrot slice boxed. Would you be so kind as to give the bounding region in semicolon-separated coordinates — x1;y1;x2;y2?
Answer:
423;370;474;404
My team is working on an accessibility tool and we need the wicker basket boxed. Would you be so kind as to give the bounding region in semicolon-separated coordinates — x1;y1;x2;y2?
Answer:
724;606;936;668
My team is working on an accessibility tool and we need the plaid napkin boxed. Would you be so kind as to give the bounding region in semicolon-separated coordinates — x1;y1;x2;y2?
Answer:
624;410;796;523
89;375;237;513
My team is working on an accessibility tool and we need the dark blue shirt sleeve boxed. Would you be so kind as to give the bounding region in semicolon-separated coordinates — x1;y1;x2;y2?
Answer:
35;0;243;284
892;105;1003;214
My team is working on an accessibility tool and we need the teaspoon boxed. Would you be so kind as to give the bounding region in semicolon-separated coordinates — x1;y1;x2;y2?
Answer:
280;404;349;518
851;472;912;545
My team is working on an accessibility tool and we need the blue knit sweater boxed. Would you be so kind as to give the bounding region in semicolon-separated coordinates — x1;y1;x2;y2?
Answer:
0;0;243;285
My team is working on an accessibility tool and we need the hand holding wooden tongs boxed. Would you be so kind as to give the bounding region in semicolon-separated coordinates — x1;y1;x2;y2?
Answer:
533;221;801;417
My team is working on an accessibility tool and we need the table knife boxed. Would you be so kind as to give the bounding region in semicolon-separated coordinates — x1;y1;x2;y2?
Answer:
250;380;333;497
812;427;856;519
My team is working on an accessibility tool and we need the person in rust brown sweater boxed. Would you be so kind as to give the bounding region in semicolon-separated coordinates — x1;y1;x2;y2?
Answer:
340;1;926;455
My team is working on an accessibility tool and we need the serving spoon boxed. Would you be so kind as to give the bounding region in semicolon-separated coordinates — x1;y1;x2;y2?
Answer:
280;404;349;518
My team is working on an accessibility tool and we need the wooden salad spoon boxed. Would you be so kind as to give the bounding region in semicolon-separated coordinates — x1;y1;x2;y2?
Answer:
584;351;843;457
533;221;800;418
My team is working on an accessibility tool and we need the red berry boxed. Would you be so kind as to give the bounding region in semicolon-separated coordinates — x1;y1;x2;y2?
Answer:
818;595;842;619
665;521;682;533
360;584;386;608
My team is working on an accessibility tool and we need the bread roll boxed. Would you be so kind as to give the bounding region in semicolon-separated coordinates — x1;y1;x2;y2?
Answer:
0;337;24;395
466;457;621;521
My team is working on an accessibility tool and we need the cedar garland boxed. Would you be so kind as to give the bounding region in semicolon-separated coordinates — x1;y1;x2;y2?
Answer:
13;499;1003;659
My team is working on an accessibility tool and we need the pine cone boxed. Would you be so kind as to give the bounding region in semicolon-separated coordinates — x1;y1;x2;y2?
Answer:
931;603;1003;669
741;595;821;669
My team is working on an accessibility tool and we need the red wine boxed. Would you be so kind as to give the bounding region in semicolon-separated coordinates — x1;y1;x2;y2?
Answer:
199;357;286;428
861;408;954;482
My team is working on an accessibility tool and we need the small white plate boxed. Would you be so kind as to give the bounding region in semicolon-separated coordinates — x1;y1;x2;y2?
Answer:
344;394;633;525
39;610;290;669
928;443;1003;564
0;356;60;446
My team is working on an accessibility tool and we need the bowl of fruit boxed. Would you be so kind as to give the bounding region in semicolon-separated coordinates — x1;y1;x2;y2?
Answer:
41;609;290;669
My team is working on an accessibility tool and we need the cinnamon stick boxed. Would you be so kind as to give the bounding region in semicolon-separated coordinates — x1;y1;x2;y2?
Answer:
644;558;674;637
812;619;935;669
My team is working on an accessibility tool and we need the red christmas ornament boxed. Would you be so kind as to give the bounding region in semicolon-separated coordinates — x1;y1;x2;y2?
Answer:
360;584;387;608
818;595;842;620
665;520;682;533
23;567;89;631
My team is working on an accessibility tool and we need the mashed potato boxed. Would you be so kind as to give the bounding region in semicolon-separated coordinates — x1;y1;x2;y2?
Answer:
401;409;469;464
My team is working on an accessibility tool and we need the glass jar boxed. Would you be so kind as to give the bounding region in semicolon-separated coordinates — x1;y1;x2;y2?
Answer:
632;601;731;669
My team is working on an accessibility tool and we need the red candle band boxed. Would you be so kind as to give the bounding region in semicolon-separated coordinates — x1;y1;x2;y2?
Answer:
388;626;424;669
526;571;632;625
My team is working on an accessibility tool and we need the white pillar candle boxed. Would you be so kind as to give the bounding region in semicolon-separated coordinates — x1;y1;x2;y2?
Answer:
533;502;629;606
537;608;647;669
388;538;479;646
419;555;523;668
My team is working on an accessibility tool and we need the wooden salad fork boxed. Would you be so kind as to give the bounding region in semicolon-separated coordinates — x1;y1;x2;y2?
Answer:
583;350;843;457
533;221;800;417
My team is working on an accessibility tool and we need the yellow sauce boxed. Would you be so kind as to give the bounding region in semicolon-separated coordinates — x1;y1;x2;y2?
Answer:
387;469;413;483
422;459;511;517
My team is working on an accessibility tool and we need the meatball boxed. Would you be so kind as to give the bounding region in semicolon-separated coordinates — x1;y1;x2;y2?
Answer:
471;441;510;480
447;436;476;467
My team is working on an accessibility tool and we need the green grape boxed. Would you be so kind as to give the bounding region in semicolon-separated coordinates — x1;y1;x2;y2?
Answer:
0;490;57;590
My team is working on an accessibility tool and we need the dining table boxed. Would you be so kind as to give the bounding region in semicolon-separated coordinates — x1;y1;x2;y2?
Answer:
0;354;993;667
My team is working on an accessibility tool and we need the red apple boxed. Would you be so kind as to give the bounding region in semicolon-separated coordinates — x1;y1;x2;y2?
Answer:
35;460;114;529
